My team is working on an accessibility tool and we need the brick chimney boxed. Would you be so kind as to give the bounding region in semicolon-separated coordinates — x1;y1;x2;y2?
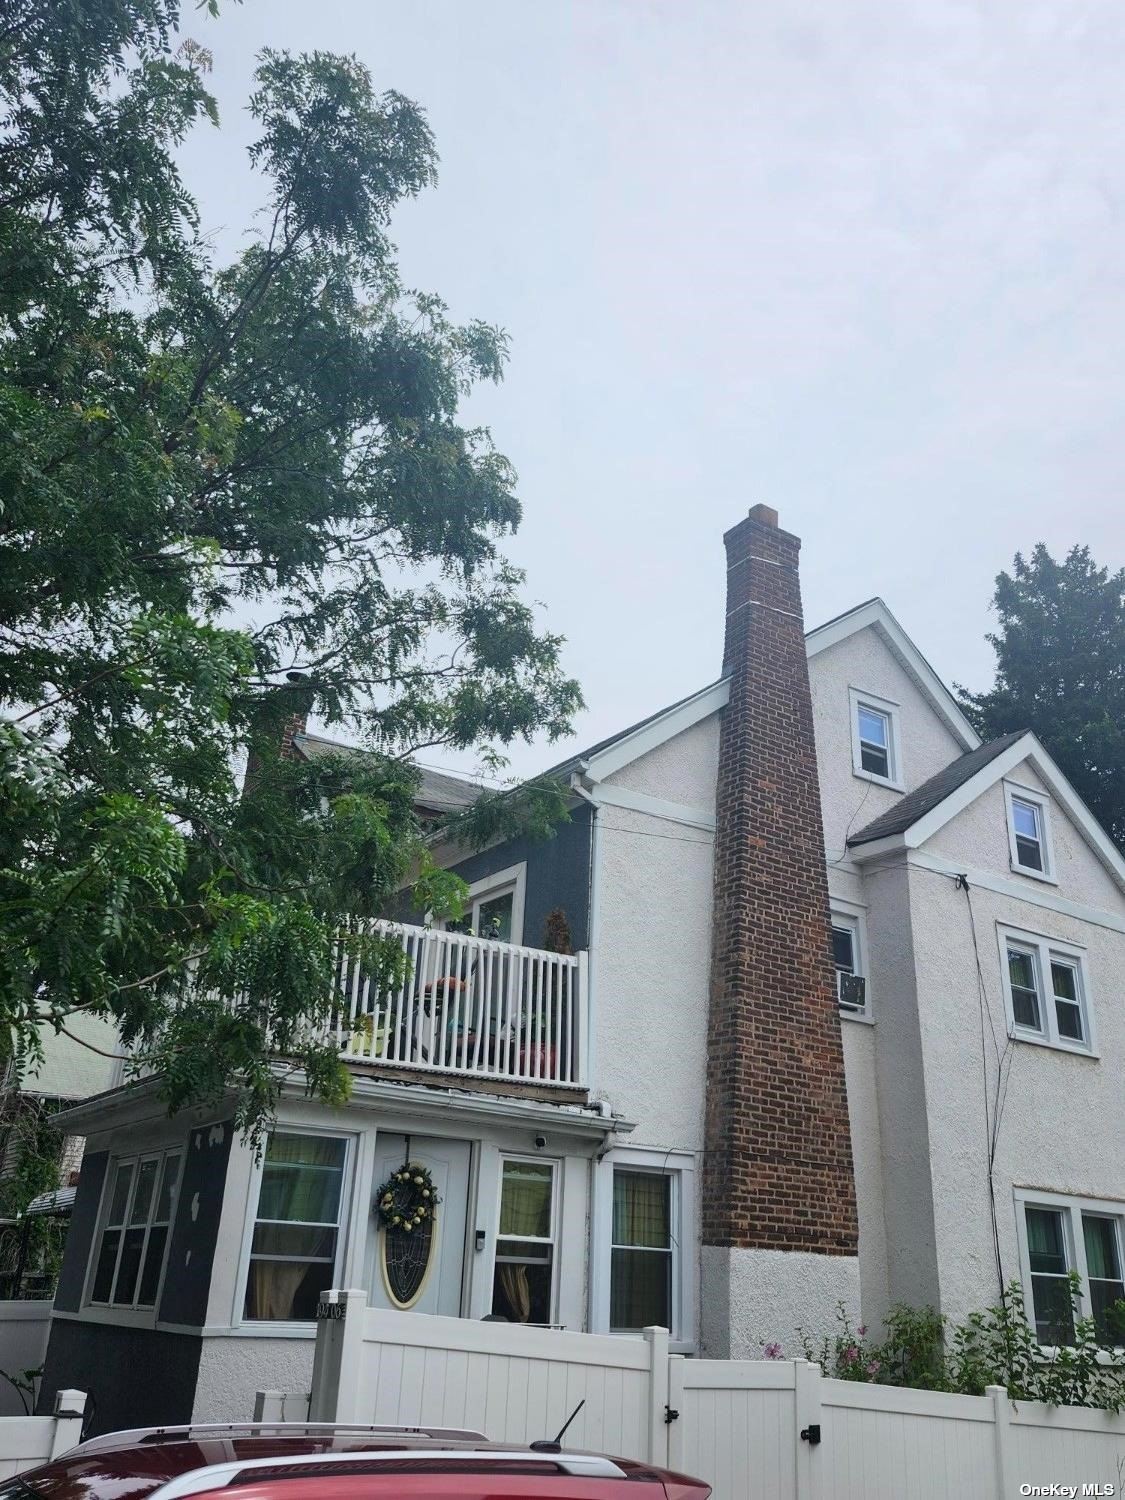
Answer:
701;505;859;1355
242;674;314;797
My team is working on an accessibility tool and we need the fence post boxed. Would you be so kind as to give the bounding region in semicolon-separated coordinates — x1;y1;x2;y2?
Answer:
666;1355;686;1473
987;1385;1011;1500
793;1362;822;1500
309;1288;367;1423
643;1326;671;1466
50;1390;87;1457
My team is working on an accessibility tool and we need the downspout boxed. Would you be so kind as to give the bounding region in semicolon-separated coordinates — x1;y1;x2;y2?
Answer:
569;767;602;1094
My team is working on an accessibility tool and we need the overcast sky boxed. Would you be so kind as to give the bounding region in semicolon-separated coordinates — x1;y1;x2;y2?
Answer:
179;0;1124;782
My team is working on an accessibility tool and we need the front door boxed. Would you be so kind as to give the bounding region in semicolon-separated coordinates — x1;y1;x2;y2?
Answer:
368;1135;471;1317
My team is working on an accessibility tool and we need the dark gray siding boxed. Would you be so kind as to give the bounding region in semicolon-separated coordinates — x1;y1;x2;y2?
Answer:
447;803;593;951
159;1119;234;1326
39;1320;201;1433
53;1151;107;1314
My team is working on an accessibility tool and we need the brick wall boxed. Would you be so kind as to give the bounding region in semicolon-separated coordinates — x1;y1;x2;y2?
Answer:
702;505;858;1255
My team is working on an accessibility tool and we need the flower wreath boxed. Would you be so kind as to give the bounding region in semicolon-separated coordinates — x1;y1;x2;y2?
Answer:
375;1162;440;1234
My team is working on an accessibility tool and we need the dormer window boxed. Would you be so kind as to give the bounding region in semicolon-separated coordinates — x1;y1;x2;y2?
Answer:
1004;782;1054;882
848;689;903;791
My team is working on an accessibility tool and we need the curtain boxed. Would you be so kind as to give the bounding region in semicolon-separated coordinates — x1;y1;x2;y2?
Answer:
613;1172;670;1249
258;1134;345;1223
498;1265;532;1322
1084;1217;1119;1281
245;1262;311;1320
499;1163;552;1237
1026;1207;1065;1273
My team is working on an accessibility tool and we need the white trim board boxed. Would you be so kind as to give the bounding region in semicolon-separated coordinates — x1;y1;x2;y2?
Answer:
574;779;716;832
849;732;1125;897
579;680;729;784
866;848;1125;939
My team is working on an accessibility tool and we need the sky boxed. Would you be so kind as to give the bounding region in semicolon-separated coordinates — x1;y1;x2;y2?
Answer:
177;0;1124;782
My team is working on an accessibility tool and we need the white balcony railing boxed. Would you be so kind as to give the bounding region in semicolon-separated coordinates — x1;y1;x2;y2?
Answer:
330;920;588;1090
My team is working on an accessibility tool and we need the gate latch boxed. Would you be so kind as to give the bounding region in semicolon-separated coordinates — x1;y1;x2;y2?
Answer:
800;1424;821;1446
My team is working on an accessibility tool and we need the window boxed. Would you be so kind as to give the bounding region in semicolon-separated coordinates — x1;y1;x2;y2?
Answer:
243;1133;348;1322
999;927;1092;1052
831;913;868;1017
492;1157;555;1324
611;1171;673;1331
848;689;902;789
89;1149;181;1309
445;863;526;944
1018;1193;1125;1347
1004;783;1054;882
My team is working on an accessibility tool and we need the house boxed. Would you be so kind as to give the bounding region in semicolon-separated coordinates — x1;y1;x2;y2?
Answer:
38;505;1125;1431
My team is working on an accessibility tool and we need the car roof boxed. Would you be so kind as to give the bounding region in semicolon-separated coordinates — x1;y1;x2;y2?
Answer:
11;1426;698;1500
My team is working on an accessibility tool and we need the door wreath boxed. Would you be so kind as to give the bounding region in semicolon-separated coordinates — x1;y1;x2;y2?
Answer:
375;1162;441;1233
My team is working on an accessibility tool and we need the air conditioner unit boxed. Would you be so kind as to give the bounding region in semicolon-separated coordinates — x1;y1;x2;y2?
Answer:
837;973;867;1013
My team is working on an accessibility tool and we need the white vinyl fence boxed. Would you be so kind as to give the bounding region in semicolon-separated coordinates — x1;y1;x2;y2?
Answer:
0;1390;87;1478
0;1302;53;1417
287;1290;1125;1500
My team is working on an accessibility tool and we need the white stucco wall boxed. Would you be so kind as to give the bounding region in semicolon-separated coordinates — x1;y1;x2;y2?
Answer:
193;1335;315;1421
906;783;1125;1327
808;631;966;868
927;759;1124;911
701;1245;861;1359
592;721;719;1149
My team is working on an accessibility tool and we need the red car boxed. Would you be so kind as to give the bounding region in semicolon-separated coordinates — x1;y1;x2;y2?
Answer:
0;1422;710;1500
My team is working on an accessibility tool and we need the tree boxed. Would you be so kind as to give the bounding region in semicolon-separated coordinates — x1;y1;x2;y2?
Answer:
0;2;581;1134
959;545;1125;851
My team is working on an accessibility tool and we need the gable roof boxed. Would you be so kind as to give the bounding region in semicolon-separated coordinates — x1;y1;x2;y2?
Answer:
806;599;980;752
292;732;484;814
847;729;1125;895
848;732;1026;846
571;596;976;787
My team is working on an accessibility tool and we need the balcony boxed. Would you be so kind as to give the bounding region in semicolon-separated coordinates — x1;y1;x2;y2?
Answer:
330;920;588;1092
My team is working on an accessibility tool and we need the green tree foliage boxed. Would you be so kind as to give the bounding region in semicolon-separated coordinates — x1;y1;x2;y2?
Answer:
0;2;581;1134
959;545;1125;851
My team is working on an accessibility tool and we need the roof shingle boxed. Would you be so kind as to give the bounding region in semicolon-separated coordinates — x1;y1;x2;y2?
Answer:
847;731;1027;847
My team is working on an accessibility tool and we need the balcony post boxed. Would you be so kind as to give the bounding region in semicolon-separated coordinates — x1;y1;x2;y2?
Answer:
576;950;589;1087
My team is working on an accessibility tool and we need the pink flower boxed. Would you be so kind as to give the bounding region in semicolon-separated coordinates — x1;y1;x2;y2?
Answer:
763;1342;784;1360
865;1360;880;1376
857;1325;868;1338
843;1344;859;1362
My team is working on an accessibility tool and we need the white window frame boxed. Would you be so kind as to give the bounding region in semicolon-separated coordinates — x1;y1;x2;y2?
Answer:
85;1146;183;1317
237;1127;353;1329
997;924;1095;1055
848;688;903;792
590;1147;695;1350
1014;1188;1125;1350
1004;781;1056;884
492;1153;559;1326
830;903;872;1022
439;862;527;946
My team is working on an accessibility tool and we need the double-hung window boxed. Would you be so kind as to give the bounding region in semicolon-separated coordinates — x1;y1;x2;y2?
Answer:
492;1157;556;1324
1004;783;1054;881
1000;927;1093;1052
831;913;868;1017
610;1170;674;1332
849;689;902;789
243;1132;348;1322
1018;1193;1125;1346
89;1149;181;1309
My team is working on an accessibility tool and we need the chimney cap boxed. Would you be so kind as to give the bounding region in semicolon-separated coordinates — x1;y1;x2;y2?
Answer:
747;503;779;528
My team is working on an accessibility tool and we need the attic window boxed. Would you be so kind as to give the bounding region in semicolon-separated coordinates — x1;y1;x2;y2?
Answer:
1004;783;1054;883
848;689;903;791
